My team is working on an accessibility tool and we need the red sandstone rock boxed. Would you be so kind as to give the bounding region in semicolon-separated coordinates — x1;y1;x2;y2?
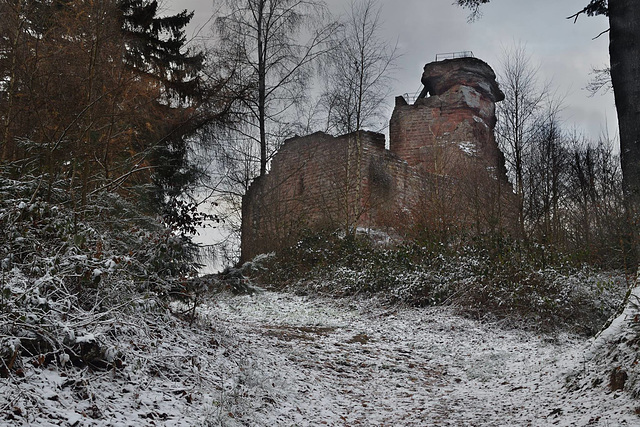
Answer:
420;57;505;102
391;58;506;178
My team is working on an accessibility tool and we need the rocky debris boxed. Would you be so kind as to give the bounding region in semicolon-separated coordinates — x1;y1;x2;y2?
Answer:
610;367;628;391
419;57;505;102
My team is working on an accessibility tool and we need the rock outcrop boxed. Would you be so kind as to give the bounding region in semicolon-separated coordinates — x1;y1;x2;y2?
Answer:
419;57;505;102
390;56;507;181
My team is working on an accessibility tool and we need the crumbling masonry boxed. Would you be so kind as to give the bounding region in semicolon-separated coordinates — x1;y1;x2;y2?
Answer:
241;57;516;262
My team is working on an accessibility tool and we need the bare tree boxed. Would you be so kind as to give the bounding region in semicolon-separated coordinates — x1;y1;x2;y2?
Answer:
0;0;25;161
564;133;631;267
455;0;640;265
494;43;550;235
214;0;337;177
586;66;613;96
206;0;337;259
526;107;567;244
314;0;398;234
321;0;398;135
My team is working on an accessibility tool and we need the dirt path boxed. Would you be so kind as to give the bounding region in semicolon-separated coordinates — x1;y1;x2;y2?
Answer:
206;291;638;426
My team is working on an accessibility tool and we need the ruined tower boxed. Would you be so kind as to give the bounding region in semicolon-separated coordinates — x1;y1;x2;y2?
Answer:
390;56;507;180
240;56;514;263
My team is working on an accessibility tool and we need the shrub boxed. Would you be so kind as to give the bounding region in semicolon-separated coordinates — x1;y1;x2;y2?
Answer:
0;170;202;376
246;230;629;333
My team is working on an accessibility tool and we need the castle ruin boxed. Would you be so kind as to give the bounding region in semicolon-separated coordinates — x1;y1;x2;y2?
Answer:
241;56;516;262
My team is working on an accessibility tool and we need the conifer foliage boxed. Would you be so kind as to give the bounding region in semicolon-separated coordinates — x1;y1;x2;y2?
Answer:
0;0;216;230
119;0;204;100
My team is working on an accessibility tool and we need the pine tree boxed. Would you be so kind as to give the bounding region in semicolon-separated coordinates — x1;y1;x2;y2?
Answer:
0;0;217;233
118;0;209;228
119;0;204;101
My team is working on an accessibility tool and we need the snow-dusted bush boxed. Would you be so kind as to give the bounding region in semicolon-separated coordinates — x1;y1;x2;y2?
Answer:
249;231;628;333
452;263;628;333
0;171;202;377
215;252;272;295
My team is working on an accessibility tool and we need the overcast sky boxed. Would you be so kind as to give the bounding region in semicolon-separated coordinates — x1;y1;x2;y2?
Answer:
168;0;615;143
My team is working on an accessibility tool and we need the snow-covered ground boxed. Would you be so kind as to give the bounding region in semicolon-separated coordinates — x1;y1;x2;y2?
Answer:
3;290;639;426
205;291;639;426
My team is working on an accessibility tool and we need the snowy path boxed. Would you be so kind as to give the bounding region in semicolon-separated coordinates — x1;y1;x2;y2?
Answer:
206;291;639;426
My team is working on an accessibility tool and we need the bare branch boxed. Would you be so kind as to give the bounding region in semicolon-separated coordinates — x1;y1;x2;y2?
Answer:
592;28;610;40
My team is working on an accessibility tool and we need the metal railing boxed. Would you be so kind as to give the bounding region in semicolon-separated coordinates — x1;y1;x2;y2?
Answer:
398;51;475;104
400;85;425;104
435;51;474;61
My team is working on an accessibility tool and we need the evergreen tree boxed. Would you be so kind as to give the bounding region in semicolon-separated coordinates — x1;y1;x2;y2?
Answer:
0;0;218;233
118;0;210;231
119;0;204;100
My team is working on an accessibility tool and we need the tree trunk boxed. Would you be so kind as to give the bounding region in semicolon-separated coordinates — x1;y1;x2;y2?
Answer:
609;0;640;211
1;3;24;162
257;0;267;177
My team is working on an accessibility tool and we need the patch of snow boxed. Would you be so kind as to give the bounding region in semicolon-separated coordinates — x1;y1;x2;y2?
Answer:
472;115;488;127
355;227;394;245
588;286;640;358
477;81;492;96
4;290;639;426
91;268;102;280
104;259;117;271
460;86;481;109
59;352;70;367
199;291;639;426
458;141;477;156
75;333;96;344
104;346;119;363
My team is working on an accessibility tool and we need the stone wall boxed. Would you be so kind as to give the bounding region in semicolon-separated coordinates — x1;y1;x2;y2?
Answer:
241;57;516;262
240;131;426;261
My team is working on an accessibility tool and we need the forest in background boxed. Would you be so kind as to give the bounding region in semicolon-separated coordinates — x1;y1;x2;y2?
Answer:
1;0;633;268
